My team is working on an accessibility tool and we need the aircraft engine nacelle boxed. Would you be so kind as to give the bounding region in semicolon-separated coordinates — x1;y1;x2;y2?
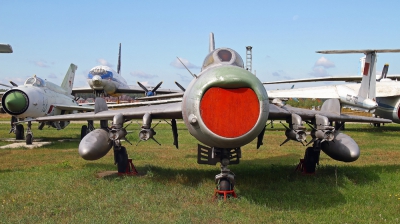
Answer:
374;97;400;123
78;129;113;160
182;66;269;148
321;132;360;162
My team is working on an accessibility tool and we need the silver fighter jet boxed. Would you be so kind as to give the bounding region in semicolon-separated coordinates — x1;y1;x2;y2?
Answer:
33;33;391;194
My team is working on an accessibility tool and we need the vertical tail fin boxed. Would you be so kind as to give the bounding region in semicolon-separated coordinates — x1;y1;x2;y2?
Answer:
357;51;377;100
117;43;121;74
377;64;389;81
209;32;215;53
61;63;77;95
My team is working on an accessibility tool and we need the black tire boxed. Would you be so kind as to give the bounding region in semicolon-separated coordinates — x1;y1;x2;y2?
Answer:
15;124;24;140
304;147;318;173
116;146;129;173
26;134;33;145
218;178;232;191
80;125;88;140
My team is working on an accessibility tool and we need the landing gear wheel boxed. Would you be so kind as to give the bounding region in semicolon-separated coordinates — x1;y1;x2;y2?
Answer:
218;178;232;191
15;124;24;140
26;134;33;145
81;125;88;139
304;147;318;174
116;146;129;173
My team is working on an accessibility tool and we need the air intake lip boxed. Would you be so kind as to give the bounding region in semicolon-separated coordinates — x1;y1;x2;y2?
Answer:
1;89;29;115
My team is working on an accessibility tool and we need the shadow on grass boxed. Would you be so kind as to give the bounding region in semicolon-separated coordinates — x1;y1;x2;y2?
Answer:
129;155;400;210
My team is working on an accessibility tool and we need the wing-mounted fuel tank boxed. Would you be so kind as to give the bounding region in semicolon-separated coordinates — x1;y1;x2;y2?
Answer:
181;63;269;148
320;132;360;162
306;114;360;162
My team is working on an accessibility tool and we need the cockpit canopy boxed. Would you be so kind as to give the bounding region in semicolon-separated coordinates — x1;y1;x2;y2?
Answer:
202;48;244;71
87;66;114;79
24;76;45;87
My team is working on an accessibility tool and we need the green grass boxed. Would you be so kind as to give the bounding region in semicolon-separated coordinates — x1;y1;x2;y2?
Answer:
0;121;400;223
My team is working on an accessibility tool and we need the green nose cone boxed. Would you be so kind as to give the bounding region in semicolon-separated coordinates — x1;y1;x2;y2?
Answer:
5;91;27;113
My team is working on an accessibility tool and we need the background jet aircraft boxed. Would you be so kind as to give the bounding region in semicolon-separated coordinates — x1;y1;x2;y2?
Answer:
265;50;400;112
264;50;400;124
71;43;181;97
1;64;94;144
32;33;391;195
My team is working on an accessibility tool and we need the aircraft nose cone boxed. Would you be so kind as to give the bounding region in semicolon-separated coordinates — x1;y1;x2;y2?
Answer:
4;91;28;114
92;75;102;87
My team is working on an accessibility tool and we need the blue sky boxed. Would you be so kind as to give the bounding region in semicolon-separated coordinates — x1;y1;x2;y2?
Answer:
1;0;400;90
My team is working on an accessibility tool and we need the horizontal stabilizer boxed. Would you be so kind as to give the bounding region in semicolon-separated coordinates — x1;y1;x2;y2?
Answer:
317;49;400;54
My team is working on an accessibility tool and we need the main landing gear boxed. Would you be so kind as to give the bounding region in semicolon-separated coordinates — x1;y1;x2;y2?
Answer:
10;117;33;144
198;145;240;200
296;141;321;174
108;114;138;176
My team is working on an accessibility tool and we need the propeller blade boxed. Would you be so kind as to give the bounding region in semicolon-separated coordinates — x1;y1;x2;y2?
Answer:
152;81;163;92
174;81;186;92
137;81;149;92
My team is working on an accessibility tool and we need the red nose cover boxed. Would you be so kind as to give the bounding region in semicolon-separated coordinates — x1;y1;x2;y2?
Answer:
200;87;259;138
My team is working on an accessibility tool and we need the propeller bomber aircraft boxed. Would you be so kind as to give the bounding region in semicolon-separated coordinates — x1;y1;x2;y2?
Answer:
31;33;391;196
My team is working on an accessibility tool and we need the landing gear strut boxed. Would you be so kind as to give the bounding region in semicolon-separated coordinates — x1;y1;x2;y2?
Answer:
25;121;33;145
296;141;321;174
198;145;240;200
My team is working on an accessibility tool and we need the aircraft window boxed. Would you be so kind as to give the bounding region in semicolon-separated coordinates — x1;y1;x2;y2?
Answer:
25;77;35;85
34;77;45;87
217;50;232;62
233;52;244;68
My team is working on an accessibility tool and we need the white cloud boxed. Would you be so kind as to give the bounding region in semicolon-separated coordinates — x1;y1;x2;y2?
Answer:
130;71;158;79
314;57;335;69
170;57;199;69
32;60;51;68
271;70;292;79
97;59;113;67
48;73;57;79
309;67;329;77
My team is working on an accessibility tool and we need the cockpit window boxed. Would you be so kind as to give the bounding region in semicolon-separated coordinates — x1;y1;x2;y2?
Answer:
202;52;215;69
24;76;45;87
217;50;232;62
201;48;245;71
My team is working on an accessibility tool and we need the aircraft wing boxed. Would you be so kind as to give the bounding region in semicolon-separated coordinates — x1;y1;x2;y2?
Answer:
35;100;390;125
71;87;95;94
136;92;184;100
34;102;183;122
0;44;13;53
267;85;340;99
52;104;95;112
107;98;182;108
268;104;391;123
263;76;361;85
